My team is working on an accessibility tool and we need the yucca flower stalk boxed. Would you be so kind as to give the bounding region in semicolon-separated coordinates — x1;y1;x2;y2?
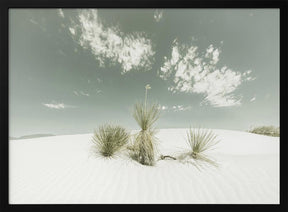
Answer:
144;84;151;111
131;84;160;166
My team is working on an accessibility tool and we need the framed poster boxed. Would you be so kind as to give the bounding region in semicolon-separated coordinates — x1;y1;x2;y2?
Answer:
1;0;287;211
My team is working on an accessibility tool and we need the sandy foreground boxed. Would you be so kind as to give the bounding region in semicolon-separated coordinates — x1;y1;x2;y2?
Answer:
9;128;279;204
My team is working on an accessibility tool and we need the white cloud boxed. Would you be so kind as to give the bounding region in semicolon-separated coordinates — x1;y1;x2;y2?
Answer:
73;91;79;96
29;19;38;25
42;102;76;109
69;27;76;35
250;96;256;102
29;18;46;32
43;103;65;109
154;9;163;22
172;105;192;112
68;9;155;74
80;91;90;96
204;44;220;65
57;9;65;18
159;39;254;107
159;104;192;112
96;89;102;94
161;105;168;111
202;94;242;107
73;90;90;96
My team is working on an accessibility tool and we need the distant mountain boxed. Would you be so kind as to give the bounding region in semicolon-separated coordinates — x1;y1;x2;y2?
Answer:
10;134;55;140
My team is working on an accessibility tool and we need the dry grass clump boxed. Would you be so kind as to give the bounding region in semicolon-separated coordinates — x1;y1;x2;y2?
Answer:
249;125;280;137
178;127;219;167
92;124;130;158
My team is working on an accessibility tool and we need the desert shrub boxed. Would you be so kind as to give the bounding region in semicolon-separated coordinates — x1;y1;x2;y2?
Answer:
131;102;160;166
130;128;159;166
186;128;219;157
130;84;161;166
183;128;219;166
92;124;130;157
249;125;280;137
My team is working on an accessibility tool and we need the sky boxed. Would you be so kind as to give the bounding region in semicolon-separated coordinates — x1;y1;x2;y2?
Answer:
9;9;279;137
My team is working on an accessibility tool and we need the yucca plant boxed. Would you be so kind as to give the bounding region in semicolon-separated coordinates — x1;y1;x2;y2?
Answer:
130;84;161;166
130;127;159;166
186;128;219;158
92;124;130;158
185;127;219;166
133;102;160;131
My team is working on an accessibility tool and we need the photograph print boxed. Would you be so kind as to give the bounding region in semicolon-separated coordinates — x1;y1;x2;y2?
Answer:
9;8;280;204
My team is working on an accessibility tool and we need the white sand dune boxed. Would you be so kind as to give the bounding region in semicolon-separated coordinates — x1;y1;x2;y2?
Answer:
9;129;279;204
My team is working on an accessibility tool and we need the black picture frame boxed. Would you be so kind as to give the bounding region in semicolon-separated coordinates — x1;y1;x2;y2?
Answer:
1;0;287;211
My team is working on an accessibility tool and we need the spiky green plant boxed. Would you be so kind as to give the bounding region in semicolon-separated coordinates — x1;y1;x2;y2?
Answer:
186;128;219;160
92;124;130;157
130;128;159;166
133;102;160;131
130;84;161;166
